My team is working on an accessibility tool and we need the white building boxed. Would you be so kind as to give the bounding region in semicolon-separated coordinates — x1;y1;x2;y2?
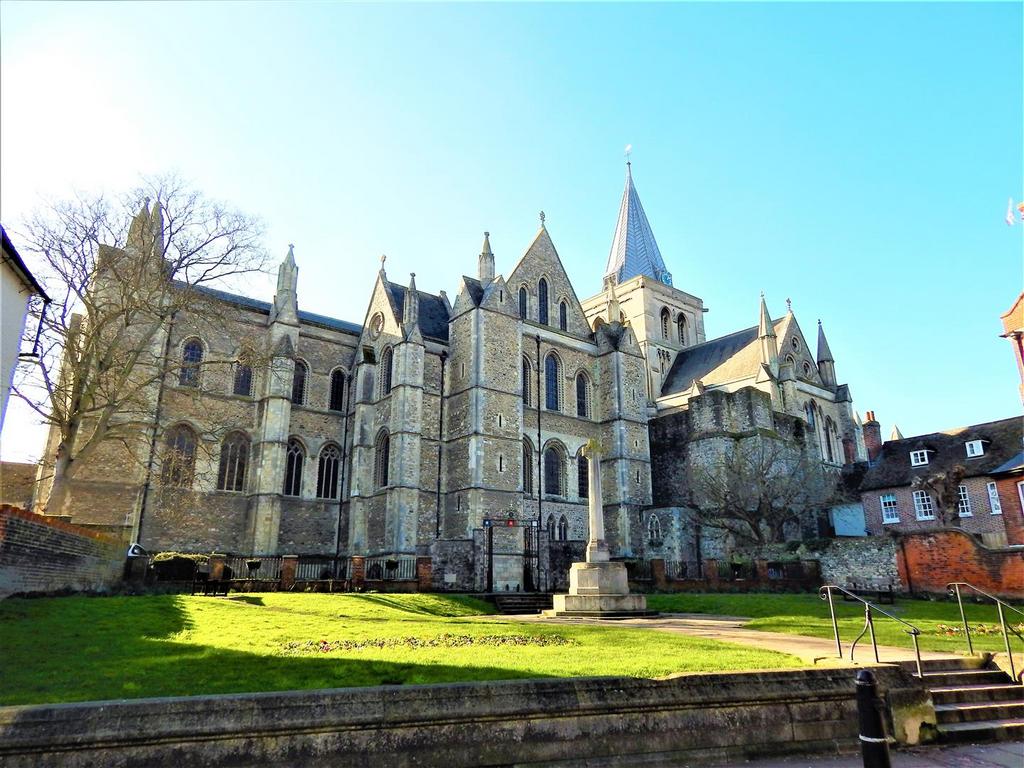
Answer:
1;226;49;436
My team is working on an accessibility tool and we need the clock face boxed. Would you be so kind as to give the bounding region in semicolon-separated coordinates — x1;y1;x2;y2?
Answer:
369;312;384;339
661;271;673;286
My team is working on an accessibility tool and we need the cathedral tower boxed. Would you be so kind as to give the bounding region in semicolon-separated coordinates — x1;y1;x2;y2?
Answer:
581;162;706;402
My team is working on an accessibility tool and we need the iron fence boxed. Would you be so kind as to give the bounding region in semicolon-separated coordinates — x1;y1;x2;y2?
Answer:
295;557;346;581
224;556;282;581
664;560;702;580
364;555;417;581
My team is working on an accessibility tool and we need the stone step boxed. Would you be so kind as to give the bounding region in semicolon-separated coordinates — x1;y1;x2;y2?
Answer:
934;701;1024;725
901;656;989;673
920;669;1014;687
936;718;1024;743
930;684;1024;706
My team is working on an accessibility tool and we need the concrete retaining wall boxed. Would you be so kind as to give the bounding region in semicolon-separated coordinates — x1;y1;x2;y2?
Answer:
0;666;924;767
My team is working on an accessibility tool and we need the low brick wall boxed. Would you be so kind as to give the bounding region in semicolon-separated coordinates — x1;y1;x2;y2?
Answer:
0;505;124;597
0;666;924;767
897;528;1024;599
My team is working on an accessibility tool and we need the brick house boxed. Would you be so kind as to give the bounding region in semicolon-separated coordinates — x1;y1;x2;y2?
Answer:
860;416;1023;546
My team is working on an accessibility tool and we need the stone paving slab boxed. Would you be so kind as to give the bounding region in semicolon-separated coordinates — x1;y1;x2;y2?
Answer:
704;741;1024;767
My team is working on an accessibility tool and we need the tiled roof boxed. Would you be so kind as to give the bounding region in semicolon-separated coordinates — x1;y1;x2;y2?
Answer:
661;317;787;396
192;285;362;335
462;276;484;306
385;281;450;342
604;164;672;286
859;416;1024;490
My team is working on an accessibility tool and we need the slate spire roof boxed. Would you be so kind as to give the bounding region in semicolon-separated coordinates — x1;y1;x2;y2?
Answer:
604;162;673;286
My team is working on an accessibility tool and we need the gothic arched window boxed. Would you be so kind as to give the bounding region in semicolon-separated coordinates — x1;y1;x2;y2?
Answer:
648;514;663;545
233;361;253;397
283;438;305;496
544;353;561;411
291;360;308;405
577;452;589;499
543;444;564;496
317;443;341;499
380;347;394;396
546;514;556;540
824;417;836;463
805;401;816;426
329;369;346;411
677;314;687;345
523;439;534;494
557;515;569;542
660;308;670;340
161;424;197;487
179;338;203;387
216;431;248;492
575;372;590;418
521;356;532;406
559;301;568;331
374;429;390;487
538;278;549;325
518;287;528;320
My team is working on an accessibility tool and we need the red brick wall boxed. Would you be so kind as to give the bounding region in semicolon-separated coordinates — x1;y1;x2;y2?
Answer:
897;528;1023;599
995;477;1024;545
0;505;124;596
863;477;1011;544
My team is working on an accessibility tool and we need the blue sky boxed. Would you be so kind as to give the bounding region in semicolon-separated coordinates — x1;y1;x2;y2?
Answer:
1;1;1021;460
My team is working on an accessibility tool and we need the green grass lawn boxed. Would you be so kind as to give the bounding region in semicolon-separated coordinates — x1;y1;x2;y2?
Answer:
646;593;1024;655
0;592;802;706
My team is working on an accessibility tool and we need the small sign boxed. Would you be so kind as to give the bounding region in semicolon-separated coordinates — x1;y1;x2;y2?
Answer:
126;542;147;558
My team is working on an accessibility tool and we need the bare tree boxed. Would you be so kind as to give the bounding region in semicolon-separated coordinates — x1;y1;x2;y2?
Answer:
910;465;967;527
11;175;269;516
687;437;838;547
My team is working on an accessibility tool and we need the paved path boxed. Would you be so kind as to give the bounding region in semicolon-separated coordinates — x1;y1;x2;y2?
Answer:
706;741;1024;767
522;612;960;665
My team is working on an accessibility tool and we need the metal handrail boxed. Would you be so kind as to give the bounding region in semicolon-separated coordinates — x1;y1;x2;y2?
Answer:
946;582;1024;684
819;585;924;678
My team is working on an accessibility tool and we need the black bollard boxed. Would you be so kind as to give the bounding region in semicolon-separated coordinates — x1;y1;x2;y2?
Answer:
855;669;892;768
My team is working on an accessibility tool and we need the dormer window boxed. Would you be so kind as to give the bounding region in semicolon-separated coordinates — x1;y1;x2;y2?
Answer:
965;440;984;458
910;450;929;467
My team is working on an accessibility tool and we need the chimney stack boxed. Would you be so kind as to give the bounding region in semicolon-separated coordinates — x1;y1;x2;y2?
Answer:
862;410;882;462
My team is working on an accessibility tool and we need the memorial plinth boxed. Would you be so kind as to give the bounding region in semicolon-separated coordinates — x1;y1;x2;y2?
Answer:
544;442;657;619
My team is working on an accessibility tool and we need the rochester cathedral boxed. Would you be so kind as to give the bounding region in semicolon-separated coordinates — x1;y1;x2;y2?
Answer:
37;165;866;590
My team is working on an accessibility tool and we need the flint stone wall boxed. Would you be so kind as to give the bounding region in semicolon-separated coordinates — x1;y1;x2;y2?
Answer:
0;666;924;768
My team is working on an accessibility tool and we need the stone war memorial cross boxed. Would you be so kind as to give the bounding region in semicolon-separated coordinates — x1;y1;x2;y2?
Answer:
545;439;655;618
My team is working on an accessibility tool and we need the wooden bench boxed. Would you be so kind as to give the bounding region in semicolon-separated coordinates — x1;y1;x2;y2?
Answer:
844;581;895;605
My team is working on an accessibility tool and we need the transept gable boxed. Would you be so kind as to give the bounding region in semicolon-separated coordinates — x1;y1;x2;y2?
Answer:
480;275;515;316
355;273;405;351
774;314;822;386
506;226;591;339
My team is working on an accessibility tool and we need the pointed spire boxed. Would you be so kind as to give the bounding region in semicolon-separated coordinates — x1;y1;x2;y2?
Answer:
605;160;672;286
270;244;299;324
890;425;904;441
816;319;834;363
403;272;419;328
478;231;495;284
757;293;778;374
855;411;863;426
758;292;775;338
149;200;164;257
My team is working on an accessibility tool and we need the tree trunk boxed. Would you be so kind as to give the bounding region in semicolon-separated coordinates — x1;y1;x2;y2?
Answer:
44;443;73;517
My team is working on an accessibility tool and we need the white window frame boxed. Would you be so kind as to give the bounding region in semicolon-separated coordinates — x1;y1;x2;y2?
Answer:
957;485;972;517
965;440;984;458
910;450;929;467
879;493;900;524
988;481;1003;515
913;490;935;520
